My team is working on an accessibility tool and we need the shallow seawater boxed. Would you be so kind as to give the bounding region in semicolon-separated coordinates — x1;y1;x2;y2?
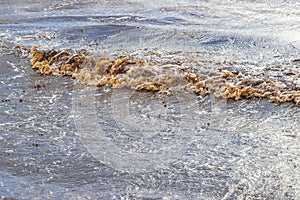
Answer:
0;1;300;199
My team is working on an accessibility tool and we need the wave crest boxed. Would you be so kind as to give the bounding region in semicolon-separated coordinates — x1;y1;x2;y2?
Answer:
29;45;300;105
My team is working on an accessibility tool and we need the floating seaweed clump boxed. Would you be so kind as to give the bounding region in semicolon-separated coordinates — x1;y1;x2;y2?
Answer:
29;45;300;105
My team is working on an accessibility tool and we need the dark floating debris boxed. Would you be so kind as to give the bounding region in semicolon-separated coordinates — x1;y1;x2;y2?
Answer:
292;58;300;63
38;133;44;136
32;143;39;147
30;84;46;90
1;99;10;103
29;45;300;105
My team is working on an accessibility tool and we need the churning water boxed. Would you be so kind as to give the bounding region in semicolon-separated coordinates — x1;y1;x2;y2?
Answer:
0;0;299;199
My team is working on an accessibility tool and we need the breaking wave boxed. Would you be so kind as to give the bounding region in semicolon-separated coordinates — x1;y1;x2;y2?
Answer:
27;45;300;105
